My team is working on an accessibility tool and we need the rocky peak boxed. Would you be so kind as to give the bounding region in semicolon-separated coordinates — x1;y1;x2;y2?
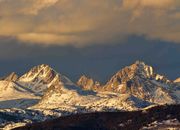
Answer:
4;72;18;82
77;75;93;86
77;75;101;90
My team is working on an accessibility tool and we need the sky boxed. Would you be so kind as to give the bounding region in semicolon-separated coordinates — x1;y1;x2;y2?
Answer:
0;0;180;82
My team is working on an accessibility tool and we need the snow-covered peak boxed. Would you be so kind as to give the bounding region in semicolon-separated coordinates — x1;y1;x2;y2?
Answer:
18;64;74;95
19;64;55;82
19;64;73;85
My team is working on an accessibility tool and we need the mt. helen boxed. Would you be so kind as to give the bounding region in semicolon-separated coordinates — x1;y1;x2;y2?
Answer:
0;61;179;129
103;61;177;104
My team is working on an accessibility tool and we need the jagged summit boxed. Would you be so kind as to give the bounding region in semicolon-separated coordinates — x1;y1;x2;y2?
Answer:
77;75;93;89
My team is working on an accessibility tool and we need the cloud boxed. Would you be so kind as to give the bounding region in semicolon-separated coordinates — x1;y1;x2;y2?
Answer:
0;0;58;15
123;0;175;9
0;0;180;46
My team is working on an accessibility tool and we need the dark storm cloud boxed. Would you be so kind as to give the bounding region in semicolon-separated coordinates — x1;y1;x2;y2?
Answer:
0;36;179;82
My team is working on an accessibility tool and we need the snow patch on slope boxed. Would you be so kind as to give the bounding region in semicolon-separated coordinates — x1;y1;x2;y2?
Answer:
0;81;40;109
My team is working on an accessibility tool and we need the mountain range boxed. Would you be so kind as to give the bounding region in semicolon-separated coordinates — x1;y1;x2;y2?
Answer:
0;61;179;129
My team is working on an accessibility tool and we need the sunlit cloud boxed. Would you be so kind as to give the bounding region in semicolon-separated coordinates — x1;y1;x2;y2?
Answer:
0;0;180;46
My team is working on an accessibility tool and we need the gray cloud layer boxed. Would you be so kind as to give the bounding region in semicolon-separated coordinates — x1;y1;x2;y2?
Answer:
0;0;180;46
0;36;179;81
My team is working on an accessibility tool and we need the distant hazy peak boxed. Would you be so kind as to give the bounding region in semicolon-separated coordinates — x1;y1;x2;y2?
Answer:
4;72;18;82
77;75;101;90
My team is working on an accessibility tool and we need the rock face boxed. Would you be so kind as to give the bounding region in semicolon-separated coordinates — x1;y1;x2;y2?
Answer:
103;61;176;104
77;75;101;91
4;72;18;82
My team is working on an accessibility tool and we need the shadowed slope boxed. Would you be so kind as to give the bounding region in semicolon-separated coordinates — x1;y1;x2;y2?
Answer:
14;104;180;130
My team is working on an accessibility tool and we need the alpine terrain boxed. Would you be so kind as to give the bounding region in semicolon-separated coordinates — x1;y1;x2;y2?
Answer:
0;61;179;129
